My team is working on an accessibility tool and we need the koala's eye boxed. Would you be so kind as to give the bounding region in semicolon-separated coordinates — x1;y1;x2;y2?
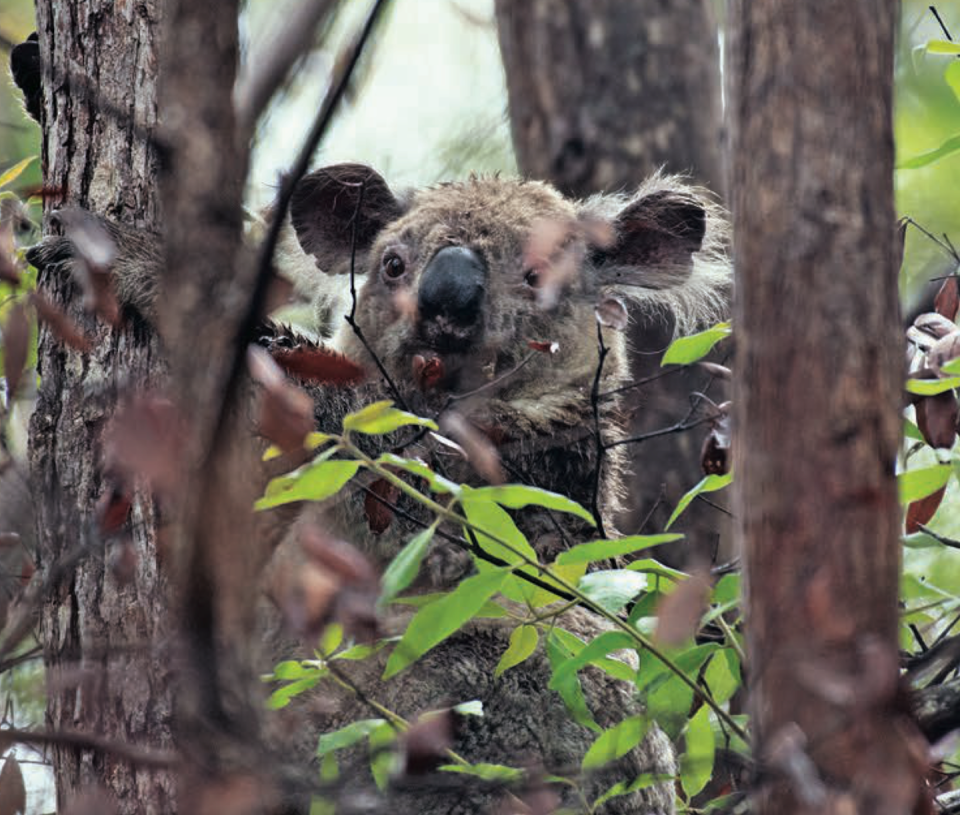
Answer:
523;267;542;288
381;252;407;282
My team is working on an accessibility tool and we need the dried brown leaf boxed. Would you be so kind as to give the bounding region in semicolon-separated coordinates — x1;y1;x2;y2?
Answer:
249;346;315;452
0;753;26;815
300;528;377;586
103;394;183;495
927;330;960;376
906;485;946;534
914;312;957;341
595;296;628;331
915;392;958;449
440;411;505;485
402;710;453;776
270;346;365;386
364;477;399;534
527;339;559;354
935;276;960;322
2;303;29;399
412;353;445;391
654;569;710;647
30;291;93;352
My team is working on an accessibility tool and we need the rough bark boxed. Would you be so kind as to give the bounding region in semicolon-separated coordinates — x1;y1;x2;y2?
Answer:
495;0;729;558
728;3;923;813
28;0;174;811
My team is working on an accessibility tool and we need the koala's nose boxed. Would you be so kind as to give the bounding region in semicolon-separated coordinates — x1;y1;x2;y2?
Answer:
418;246;487;325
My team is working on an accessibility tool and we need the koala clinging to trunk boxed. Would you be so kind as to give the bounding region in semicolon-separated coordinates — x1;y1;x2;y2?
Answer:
28;163;728;814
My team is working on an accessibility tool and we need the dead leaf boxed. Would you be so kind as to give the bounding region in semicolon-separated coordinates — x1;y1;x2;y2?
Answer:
913;312;956;341
249;345;315;452
2;303;29;399
698;361;732;380
595;296;628;331
412;353;445;391
402;710;453;776
439;411;505;485
0;753;26;815
270;346;365;386
915;392;958;449
654;569;710;647
527;340;559;354
103;394;183;495
906;485;946;534
935;276;960;322
927;331;960;376
30;291;93;352
364;478;399;534
96;485;133;536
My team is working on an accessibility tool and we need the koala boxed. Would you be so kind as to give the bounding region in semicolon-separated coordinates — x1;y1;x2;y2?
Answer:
25;162;729;814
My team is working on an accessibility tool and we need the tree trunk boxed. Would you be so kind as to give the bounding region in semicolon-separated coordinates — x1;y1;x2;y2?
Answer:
495;0;729;558
728;3;924;812
28;0;174;812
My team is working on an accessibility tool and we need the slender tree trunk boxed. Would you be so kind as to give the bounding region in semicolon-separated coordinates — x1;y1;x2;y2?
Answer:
495;0;729;557
728;3;924;812
28;0;173;811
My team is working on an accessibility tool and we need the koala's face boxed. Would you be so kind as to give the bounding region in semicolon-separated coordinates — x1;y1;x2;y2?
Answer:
289;164;720;405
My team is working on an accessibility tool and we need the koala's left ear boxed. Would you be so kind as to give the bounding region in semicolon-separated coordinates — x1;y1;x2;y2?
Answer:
584;178;730;331
592;188;707;290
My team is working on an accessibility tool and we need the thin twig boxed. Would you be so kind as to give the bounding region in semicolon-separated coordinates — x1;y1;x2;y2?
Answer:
1;726;177;768
930;5;954;40
917;523;960;551
590;322;609;538
605;415;711;450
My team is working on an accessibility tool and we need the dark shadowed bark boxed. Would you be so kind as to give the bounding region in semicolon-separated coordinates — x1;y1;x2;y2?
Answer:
28;0;174;811
728;3;925;812
495;0;729;558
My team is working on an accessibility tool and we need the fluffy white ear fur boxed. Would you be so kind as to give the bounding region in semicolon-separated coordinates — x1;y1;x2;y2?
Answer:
579;170;731;334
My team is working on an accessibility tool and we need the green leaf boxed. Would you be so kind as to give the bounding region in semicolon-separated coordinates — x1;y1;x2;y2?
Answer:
904;418;924;442
383;567;511;678
593;774;663;808
582;716;650;771
467;484;595;526
666;472;733;530
711;573;740;606
332;641;387;661
462;495;539;603
898;464;951;504
548;630;635;690
578;570;647;613
0;157;36;190
905;376;960;396
928;39;960;55
375;453;461;495
495;625;539;677
942;357;960;376
681;705;715;798
703;651;739;705
317;719;385;757
546;630;601;733
439;763;523;782
369;721;397;791
557;533;683;565
897;133;960;170
343;400;438;435
948;61;960;105
625;558;687;582
661;322;731;366
255;458;360;510
267;675;321;709
379;522;438;607
271;660;308;680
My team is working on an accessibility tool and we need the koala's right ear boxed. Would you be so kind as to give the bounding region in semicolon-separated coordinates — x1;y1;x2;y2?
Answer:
290;163;402;273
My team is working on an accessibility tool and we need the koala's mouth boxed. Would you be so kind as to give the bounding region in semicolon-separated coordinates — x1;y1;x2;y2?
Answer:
417;314;483;355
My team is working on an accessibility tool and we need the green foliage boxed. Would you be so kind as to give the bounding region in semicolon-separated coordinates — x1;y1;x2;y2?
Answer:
660;321;731;366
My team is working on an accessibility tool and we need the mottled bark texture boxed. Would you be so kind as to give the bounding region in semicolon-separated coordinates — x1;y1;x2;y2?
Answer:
28;0;174;812
495;0;728;558
728;3;923;813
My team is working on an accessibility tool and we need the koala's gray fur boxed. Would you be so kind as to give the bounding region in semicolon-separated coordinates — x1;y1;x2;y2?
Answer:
26;163;730;814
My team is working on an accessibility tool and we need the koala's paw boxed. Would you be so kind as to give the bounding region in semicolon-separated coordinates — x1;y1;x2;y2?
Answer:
425;540;473;587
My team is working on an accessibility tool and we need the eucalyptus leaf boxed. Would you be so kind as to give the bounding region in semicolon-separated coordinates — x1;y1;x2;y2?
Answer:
661;322;731;366
666;472;733;530
557;534;683;565
343;400;438;435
